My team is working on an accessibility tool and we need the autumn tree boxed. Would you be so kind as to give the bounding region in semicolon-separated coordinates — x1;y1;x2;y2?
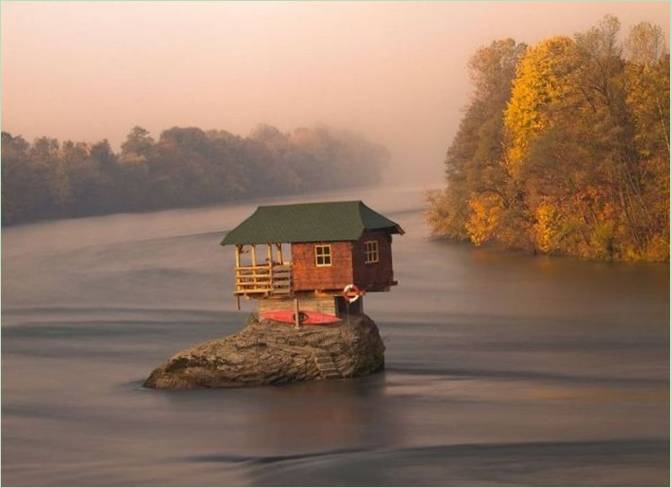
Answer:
623;22;670;259
428;16;669;261
426;38;527;243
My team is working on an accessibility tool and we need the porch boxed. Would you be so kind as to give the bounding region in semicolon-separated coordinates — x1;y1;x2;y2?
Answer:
234;243;292;296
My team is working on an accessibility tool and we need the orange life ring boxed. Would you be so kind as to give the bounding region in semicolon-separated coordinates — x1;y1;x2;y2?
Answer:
343;284;363;303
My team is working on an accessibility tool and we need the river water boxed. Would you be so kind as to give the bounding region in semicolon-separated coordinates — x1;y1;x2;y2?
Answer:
2;185;669;486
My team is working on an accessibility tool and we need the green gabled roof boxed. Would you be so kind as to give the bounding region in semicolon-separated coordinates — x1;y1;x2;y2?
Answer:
221;200;404;245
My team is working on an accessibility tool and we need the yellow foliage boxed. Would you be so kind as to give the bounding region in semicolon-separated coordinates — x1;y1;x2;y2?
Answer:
644;234;670;262
589;221;617;260
465;193;504;246
428;17;669;262
533;201;562;253
504;36;579;176
425;189;469;240
625;58;670;159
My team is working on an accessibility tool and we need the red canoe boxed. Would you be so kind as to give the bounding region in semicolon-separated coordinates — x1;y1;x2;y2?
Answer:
260;309;341;325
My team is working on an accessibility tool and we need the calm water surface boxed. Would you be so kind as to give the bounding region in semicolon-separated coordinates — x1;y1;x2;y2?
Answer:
2;186;669;486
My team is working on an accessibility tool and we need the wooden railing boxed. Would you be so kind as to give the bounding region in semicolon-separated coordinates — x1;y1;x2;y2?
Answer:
234;263;292;296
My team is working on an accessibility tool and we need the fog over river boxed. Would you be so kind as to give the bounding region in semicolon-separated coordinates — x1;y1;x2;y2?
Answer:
2;185;668;486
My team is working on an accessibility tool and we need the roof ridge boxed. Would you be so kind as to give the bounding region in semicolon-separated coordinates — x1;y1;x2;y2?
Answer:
355;201;367;235
257;200;362;209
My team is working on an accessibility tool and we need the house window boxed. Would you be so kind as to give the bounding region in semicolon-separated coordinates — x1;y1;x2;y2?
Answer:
364;240;379;264
315;244;332;267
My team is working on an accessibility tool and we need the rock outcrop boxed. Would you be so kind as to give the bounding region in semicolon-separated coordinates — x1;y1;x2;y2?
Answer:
144;313;385;389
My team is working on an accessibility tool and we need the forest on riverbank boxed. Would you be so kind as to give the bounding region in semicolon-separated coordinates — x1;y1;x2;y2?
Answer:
427;16;669;261
2;124;388;225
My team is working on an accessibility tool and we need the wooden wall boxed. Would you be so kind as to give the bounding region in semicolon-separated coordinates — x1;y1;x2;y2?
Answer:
291;231;395;293
352;230;394;291
257;295;364;317
291;241;354;291
259;295;337;315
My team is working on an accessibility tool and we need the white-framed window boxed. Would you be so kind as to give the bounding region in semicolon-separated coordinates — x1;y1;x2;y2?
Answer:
315;244;332;267
364;240;379;264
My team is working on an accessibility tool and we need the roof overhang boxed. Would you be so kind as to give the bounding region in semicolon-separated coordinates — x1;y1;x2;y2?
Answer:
220;200;404;246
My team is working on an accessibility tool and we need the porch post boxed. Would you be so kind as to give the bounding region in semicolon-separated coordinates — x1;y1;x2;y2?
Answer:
276;243;283;264
294;297;300;329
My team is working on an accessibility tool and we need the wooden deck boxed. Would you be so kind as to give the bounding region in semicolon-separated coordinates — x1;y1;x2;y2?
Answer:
234;263;292;296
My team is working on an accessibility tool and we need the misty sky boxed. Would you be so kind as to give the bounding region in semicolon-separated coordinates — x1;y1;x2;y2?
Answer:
2;1;668;183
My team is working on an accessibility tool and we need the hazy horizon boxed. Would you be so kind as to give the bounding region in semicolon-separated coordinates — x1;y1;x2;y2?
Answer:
2;1;669;184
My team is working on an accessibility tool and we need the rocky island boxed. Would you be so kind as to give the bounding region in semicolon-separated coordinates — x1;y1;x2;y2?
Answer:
144;201;402;390
144;313;385;389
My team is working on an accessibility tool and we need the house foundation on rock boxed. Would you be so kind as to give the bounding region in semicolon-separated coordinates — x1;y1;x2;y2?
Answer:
220;201;404;321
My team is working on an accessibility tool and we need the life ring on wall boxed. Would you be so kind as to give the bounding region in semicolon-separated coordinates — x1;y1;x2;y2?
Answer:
342;284;364;303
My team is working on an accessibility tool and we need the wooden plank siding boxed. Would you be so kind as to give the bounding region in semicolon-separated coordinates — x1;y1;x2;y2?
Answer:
257;295;362;318
352;230;395;291
291;241;354;291
258;294;337;315
290;231;395;293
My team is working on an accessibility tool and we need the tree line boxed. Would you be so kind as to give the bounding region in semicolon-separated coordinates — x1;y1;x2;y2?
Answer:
2;124;388;225
427;16;669;261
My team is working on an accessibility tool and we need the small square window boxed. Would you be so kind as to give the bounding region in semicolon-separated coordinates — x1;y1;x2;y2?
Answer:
364;240;379;264
315;244;332;267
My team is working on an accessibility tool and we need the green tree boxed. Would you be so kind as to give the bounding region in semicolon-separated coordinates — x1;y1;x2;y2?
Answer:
2;123;387;225
120;126;154;164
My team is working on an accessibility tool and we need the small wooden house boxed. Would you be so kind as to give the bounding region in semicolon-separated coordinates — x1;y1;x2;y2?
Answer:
221;200;404;317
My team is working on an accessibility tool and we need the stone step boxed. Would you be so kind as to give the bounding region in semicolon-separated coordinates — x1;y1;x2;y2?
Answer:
311;351;342;379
